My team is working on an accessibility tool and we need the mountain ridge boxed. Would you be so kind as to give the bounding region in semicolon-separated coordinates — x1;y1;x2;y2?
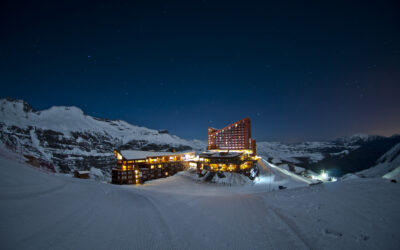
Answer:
1;97;399;178
0;98;206;178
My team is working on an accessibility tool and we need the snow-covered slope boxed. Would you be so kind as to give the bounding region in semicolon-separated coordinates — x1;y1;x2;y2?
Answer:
0;98;202;145
1;154;399;249
356;143;400;180
257;135;378;165
0;98;206;176
257;134;400;176
257;141;335;164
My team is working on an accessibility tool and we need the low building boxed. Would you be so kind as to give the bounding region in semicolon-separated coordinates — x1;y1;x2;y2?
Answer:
74;170;90;179
112;150;196;184
197;151;258;177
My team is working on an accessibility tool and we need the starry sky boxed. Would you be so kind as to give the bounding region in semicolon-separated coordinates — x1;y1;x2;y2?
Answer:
1;0;399;142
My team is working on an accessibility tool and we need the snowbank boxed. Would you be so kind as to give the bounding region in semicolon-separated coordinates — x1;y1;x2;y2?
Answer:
177;168;254;186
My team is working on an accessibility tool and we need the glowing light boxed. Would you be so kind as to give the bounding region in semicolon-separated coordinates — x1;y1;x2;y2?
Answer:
310;170;337;182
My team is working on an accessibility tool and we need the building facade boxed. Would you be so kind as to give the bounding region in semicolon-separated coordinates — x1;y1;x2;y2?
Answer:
207;117;256;155
112;150;195;184
111;118;259;184
199;118;259;178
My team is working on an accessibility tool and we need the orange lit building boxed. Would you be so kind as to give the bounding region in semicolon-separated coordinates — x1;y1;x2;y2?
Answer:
198;118;259;178
208;117;256;155
112;150;195;184
112;118;259;184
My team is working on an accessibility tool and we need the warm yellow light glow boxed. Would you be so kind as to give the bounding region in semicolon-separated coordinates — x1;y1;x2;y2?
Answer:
209;149;253;155
151;165;154;169
158;164;162;168
210;164;219;171
122;165;126;171
240;163;250;170
117;153;123;160
165;172;169;176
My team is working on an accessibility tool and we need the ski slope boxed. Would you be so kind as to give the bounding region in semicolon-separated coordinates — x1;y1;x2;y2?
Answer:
0;156;399;250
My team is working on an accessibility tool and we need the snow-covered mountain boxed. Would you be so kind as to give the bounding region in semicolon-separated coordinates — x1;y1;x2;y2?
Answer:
0;98;206;177
1;98;398;179
355;143;400;181
257;134;400;176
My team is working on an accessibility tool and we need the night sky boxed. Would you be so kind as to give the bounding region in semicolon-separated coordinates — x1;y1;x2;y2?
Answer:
1;1;399;142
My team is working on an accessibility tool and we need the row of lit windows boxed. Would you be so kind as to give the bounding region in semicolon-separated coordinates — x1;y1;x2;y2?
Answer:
213;128;246;135
216;136;246;140
212;125;247;136
216;143;246;146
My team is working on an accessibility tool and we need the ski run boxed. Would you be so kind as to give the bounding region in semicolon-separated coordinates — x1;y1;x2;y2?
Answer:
0;154;399;250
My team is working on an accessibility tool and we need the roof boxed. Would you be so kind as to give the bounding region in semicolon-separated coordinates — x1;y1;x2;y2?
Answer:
208;117;250;135
119;150;194;160
76;171;90;174
199;151;242;158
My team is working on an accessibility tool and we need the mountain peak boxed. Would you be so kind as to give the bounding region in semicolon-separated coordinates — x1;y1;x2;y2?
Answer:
0;97;35;113
39;105;85;117
334;133;382;144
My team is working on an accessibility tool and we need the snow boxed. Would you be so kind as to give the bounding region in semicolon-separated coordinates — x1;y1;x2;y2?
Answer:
260;159;316;185
0;98;205;149
76;170;90;174
178;168;256;186
383;167;400;181
356;143;400;179
89;167;106;181
330;149;349;157
256;135;380;167
340;173;361;181
257;141;328;164
1;155;399;249
337;133;380;144
29;128;51;160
